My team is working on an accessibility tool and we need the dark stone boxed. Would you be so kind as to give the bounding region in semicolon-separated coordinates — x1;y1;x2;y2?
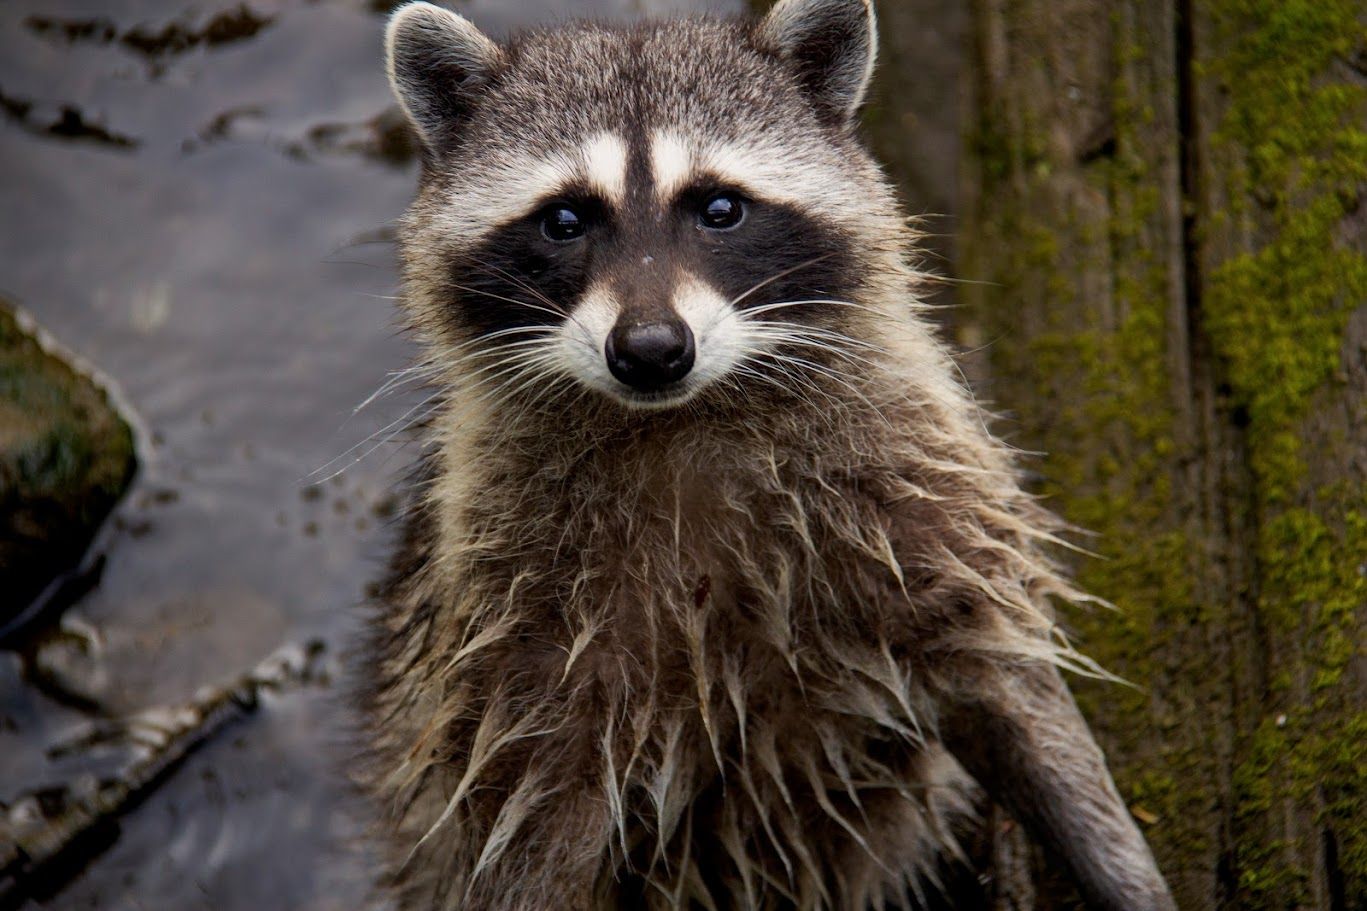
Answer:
0;301;135;633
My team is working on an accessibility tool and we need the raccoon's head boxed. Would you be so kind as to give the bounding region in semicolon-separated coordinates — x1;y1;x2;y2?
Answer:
386;0;912;414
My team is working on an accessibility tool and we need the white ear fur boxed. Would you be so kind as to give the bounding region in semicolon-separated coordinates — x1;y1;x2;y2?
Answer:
758;0;878;125
384;1;502;151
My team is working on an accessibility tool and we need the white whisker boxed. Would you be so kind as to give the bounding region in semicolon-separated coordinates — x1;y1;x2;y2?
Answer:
726;254;837;308
740;298;886;320
306;393;446;485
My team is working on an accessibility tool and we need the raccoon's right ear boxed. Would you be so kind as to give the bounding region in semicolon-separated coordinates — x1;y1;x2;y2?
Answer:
385;2;502;153
758;0;877;128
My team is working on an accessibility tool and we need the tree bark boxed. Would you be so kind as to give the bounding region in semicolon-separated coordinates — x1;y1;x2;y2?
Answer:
951;1;1367;909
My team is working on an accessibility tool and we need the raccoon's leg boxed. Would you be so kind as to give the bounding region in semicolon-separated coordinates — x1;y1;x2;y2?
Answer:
454;784;617;910
376;723;620;909
937;661;1176;911
411;711;625;911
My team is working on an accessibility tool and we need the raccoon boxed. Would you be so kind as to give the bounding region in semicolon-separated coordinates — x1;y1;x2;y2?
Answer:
357;1;1177;909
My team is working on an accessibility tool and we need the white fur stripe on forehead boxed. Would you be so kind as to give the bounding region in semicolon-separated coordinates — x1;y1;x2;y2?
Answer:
438;131;629;240
648;132;693;203
582;132;628;201
648;130;867;224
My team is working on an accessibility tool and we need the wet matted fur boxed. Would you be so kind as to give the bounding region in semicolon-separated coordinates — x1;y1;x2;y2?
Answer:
354;1;1177;909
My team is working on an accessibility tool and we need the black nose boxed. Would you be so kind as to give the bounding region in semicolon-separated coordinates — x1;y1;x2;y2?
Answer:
605;318;696;391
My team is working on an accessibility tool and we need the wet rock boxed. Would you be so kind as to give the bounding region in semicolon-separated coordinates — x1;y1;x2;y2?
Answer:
0;90;139;150
119;5;275;60
0;640;328;906
30;623;108;713
295;106;420;167
184;104;420;168
24;5;275;63
0;302;135;633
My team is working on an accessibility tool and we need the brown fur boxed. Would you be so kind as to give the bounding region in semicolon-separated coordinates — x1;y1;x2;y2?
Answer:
355;3;1176;909
357;271;1113;909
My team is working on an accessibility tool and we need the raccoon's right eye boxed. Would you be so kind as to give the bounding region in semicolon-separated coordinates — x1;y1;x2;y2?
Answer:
540;205;586;242
699;193;744;230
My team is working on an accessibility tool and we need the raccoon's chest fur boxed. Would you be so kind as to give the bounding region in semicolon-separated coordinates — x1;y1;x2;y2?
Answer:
361;0;1179;906
368;418;980;910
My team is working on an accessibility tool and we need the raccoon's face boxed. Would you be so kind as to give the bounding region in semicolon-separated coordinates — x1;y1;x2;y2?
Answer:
387;0;897;412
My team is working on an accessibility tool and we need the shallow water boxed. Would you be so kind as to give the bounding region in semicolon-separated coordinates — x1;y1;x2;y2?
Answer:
0;1;737;907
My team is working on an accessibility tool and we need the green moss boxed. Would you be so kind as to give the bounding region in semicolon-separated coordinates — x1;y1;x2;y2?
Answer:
1234;710;1367;906
1234;497;1367;902
1199;0;1367;901
1203;0;1367;504
959;1;1365;904
962;16;1221;876
0;310;133;506
1257;503;1365;656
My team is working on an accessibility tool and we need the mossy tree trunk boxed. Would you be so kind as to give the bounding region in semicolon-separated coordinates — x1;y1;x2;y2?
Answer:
957;1;1365;908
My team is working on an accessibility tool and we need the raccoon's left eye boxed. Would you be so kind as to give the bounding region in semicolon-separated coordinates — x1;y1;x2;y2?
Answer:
541;205;586;242
699;193;744;230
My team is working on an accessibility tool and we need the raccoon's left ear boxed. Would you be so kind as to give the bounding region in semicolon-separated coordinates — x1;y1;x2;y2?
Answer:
757;0;877;127
385;2;503;154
